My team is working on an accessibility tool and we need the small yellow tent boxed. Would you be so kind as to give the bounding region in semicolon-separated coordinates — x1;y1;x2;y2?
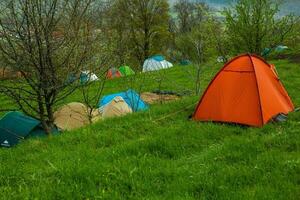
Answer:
54;102;100;131
101;96;132;119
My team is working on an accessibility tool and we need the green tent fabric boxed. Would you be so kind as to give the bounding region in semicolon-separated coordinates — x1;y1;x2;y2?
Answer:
261;48;272;57
0;112;57;147
275;45;288;52
180;59;191;66
119;66;135;76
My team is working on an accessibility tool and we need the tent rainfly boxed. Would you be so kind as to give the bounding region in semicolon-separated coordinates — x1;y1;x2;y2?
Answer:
54;102;101;131
180;59;192;66
193;54;294;127
80;70;99;83
142;55;173;72
0;112;57;147
99;89;148;112
107;68;122;79
101;96;133;119
119;66;135;76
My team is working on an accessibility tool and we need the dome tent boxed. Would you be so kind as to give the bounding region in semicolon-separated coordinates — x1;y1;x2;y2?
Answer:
119;66;135;76
107;68;122;79
99;89;148;112
101;96;133;119
54;102;101;131
80;70;99;83
0;112;58;147
180;59;192;66
275;45;288;52
142;55;173;72
193;54;294;127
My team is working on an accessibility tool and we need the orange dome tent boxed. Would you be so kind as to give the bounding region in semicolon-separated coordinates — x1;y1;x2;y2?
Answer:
107;68;122;79
193;54;294;127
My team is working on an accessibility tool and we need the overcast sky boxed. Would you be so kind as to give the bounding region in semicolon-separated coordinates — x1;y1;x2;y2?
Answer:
169;0;300;16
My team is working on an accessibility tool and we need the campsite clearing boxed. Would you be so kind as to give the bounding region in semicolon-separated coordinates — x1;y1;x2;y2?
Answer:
0;59;299;199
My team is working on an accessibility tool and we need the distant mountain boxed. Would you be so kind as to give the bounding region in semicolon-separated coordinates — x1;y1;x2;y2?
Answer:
169;0;300;16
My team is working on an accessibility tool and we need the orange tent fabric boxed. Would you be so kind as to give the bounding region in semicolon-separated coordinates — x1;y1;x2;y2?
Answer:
193;54;294;127
107;68;122;79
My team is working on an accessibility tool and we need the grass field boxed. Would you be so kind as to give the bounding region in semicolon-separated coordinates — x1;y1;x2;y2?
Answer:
0;59;299;199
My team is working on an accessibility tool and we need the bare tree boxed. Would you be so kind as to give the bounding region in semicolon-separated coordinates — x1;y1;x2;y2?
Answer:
0;0;94;134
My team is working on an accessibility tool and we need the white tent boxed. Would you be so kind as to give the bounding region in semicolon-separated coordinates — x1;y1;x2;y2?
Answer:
217;56;227;63
142;55;173;72
81;70;99;82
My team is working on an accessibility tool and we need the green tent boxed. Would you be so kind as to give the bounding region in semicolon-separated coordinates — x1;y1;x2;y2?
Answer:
0;112;57;147
119;66;135;76
180;59;192;66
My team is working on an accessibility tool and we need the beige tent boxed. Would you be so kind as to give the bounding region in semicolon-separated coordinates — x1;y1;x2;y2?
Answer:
101;96;132;119
54;102;101;131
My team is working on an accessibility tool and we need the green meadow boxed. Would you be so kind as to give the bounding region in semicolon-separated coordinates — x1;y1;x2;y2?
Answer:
0;59;299;199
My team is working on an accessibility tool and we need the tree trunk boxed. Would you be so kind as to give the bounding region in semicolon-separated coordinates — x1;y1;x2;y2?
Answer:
144;27;150;64
46;101;55;132
38;103;51;135
195;64;201;95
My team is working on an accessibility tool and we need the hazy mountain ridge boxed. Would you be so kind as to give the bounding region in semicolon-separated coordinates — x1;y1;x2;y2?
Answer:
169;0;300;16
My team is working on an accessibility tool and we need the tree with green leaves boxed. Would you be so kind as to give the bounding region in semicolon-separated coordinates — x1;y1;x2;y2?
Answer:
173;0;209;33
116;0;170;67
224;0;297;55
176;17;218;95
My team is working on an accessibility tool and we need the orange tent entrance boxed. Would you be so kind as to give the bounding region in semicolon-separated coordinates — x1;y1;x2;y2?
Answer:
193;54;294;127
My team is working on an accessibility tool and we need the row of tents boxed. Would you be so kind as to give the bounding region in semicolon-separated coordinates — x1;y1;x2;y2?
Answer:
0;90;149;147
0;54;295;148
80;55;174;82
80;65;136;83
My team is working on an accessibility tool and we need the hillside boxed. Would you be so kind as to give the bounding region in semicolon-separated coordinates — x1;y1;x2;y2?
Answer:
0;58;299;199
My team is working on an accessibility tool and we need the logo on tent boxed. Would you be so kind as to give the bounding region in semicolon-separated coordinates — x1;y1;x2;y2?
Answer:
1;140;10;147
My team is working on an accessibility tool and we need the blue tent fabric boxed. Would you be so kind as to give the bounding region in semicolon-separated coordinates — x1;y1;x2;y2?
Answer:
99;89;148;112
80;72;89;84
151;55;165;62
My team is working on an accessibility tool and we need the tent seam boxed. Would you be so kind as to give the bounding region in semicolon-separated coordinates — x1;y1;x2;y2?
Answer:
248;54;264;126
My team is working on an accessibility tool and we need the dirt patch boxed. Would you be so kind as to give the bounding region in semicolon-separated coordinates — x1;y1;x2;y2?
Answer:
141;92;180;104
0;68;23;80
269;53;300;64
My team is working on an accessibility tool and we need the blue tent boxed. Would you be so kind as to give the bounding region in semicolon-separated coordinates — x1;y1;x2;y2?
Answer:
80;72;89;83
151;55;165;62
99;89;148;112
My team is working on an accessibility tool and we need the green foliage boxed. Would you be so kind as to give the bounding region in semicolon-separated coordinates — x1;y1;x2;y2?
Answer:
175;20;219;63
224;0;297;55
173;0;209;33
108;0;171;68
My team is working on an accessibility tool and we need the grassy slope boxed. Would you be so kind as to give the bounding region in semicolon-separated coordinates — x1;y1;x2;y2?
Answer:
0;59;299;199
